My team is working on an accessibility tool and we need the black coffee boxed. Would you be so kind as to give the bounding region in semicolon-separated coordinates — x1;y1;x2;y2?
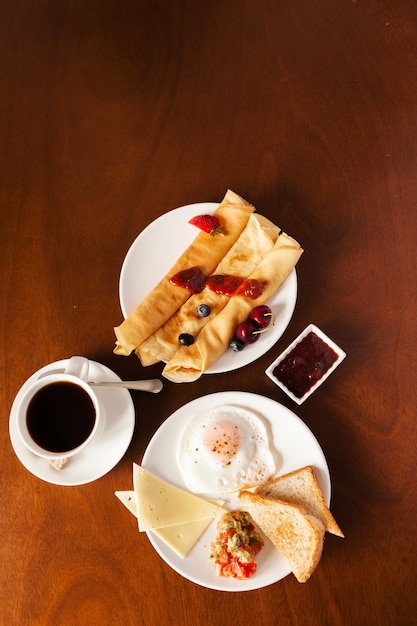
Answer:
26;381;96;453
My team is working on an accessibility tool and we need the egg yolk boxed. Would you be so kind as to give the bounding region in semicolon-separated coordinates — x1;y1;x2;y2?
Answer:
202;420;240;466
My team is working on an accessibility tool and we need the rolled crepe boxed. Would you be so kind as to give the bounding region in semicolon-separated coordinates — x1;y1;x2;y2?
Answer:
135;214;280;366
162;232;303;383
114;190;255;355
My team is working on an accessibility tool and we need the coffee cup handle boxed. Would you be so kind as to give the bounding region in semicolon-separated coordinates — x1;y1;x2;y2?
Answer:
65;356;90;381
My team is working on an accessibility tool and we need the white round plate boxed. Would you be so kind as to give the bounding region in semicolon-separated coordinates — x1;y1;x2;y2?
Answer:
119;202;298;373
142;391;331;591
9;360;135;486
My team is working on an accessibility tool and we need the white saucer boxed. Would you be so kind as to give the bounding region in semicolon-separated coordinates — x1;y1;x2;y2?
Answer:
9;359;135;486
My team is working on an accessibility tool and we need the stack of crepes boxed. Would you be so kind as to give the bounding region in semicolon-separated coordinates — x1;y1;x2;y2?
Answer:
113;190;303;382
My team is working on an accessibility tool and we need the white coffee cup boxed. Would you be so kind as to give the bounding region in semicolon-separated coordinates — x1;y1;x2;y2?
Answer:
15;356;106;460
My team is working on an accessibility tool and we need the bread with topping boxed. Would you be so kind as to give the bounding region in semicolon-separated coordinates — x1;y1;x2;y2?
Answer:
255;466;344;538
238;490;325;583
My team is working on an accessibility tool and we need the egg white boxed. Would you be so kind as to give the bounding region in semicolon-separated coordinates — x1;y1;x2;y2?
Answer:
176;405;276;496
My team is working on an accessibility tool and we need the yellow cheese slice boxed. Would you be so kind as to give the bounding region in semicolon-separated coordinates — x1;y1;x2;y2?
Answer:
115;490;215;558
151;519;214;558
115;490;138;517
133;463;226;532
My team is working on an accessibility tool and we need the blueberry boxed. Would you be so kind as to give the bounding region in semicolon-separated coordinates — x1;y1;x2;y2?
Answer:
197;304;211;317
229;337;246;352
179;333;194;346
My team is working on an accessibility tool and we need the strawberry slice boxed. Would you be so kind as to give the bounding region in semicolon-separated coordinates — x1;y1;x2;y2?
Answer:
189;214;224;236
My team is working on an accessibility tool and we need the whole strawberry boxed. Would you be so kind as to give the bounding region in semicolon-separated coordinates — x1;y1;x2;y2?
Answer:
189;214;224;236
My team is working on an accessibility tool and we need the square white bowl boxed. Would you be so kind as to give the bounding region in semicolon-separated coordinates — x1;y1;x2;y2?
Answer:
265;324;346;404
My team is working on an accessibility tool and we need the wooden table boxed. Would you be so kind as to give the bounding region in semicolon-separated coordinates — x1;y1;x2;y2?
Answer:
1;1;416;624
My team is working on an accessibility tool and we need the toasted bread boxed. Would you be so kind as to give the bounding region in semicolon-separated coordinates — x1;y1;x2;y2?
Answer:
238;490;325;583
255;466;344;538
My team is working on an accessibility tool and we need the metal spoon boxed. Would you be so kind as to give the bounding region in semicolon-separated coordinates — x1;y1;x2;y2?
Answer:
89;379;163;393
38;370;163;393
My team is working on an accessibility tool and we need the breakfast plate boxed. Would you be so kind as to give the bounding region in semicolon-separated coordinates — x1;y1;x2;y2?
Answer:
142;391;331;591
119;202;298;373
9;359;135;486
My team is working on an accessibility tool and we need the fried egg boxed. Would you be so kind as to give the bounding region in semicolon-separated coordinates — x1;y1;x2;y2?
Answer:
177;405;276;496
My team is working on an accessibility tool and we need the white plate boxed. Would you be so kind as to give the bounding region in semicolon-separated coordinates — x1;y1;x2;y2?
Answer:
141;391;331;591
9;360;135;486
119;202;298;373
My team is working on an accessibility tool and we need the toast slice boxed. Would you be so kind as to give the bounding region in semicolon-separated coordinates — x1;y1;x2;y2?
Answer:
238;490;325;583
255;466;344;538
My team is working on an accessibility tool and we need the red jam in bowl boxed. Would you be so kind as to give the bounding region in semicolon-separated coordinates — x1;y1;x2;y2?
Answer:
273;331;338;398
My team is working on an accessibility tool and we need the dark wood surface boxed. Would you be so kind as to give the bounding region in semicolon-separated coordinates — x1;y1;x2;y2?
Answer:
1;1;416;624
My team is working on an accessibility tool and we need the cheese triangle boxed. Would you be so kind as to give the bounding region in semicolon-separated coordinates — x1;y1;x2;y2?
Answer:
115;490;138;517
115;490;217;558
133;463;225;532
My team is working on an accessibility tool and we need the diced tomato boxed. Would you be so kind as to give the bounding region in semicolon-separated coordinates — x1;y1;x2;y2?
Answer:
239;561;257;578
219;529;235;543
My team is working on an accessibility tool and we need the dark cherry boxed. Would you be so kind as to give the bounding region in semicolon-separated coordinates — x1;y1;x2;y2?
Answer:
235;321;259;344
249;305;274;329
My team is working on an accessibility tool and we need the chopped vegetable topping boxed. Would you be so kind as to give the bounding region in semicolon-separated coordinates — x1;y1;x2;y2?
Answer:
209;510;264;579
